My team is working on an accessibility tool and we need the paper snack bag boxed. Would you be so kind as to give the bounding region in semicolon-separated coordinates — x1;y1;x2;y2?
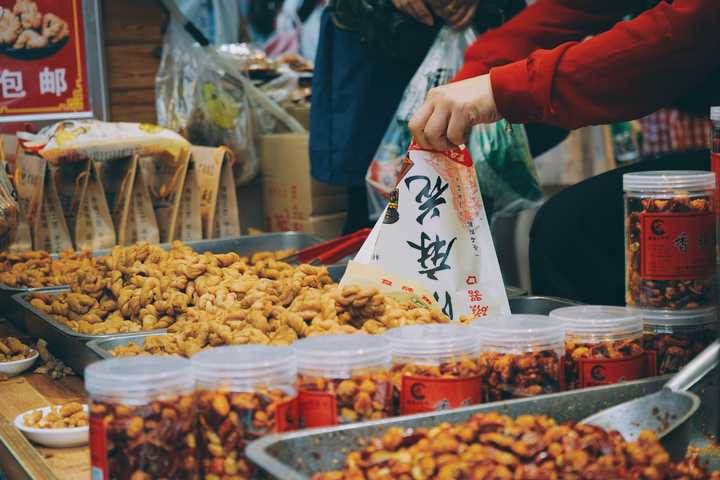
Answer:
191;145;241;239
139;149;191;242
173;160;203;242
10;149;42;252
33;162;73;252
97;155;159;245
342;144;510;321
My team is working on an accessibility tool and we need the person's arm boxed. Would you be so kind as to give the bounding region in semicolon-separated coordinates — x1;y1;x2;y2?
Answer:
455;0;636;81
491;0;720;128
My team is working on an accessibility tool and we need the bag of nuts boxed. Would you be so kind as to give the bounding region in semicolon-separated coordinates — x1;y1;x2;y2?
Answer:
344;143;509;321
550;306;650;390
470;314;565;400
85;356;198;480
191;345;299;479
384;324;484;414
294;334;392;428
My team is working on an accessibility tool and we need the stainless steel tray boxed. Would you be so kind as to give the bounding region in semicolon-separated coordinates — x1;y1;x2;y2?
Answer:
508;295;580;314
248;373;720;479
12;290;165;374
86;331;167;360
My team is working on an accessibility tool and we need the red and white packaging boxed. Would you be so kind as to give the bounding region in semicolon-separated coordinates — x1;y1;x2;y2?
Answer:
342;144;509;320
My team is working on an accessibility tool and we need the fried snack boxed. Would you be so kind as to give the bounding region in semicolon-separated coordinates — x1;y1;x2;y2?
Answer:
12;26;45;48
644;327;716;375
90;395;197;480
13;0;41;30
196;388;296;479
313;412;719;480
0;336;35;362
564;337;644;390
298;370;392;424
41;12;67;42
0;250;94;288
626;194;715;310
478;349;562;400
0;8;22;44
23;402;87;429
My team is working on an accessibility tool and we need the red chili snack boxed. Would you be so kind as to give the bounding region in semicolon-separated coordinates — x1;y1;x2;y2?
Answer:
312;412;719;480
624;171;716;310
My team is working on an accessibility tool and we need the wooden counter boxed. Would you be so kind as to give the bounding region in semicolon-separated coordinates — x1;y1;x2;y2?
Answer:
0;319;90;480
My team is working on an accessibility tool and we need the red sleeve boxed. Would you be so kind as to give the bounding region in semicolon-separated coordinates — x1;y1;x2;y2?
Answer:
490;0;720;129
455;0;635;81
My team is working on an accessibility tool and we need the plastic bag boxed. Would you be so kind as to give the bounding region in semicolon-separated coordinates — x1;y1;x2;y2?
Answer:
366;27;542;220
344;144;510;321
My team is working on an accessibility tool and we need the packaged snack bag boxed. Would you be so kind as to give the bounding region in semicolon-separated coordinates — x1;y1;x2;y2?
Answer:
173;160;203;241
190;146;241;239
138;153;191;242
343;144;510;320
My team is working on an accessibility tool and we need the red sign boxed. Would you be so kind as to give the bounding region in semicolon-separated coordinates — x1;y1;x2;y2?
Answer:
0;0;89;122
399;375;484;414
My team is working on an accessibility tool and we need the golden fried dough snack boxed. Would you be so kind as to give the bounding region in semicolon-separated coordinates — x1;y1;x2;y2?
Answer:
23;402;87;429
313;412;719;480
0;336;35;361
0;250;94;288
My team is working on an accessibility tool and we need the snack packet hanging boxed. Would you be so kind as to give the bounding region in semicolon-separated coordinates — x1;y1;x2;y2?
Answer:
342;144;509;320
17;120;191;165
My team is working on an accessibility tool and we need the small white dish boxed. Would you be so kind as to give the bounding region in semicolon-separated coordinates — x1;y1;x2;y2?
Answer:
15;405;89;448
0;350;39;377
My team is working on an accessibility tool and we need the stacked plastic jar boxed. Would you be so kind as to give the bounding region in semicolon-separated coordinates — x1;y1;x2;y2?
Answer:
623;171;716;310
192;345;298;479
641;307;717;375
85;356;197;480
294;334;392;427
384;324;483;414
470;314;565;400
550;306;646;389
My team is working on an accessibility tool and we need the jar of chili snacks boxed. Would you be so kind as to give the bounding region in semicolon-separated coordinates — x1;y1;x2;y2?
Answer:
85;356;197;480
550;305;646;389
294;334;392;427
191;345;298;479
623;171;716;310
470;314;564;400
384;324;483;414
640;307;717;375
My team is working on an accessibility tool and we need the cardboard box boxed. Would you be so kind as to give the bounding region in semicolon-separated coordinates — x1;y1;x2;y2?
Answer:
261;133;346;231
290;212;346;240
285;105;310;130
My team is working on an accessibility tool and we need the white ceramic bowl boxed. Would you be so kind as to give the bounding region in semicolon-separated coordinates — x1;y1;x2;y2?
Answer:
15;405;89;448
0;350;39;377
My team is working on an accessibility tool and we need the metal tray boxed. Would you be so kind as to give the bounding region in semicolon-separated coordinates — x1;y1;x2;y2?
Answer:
248;373;720;479
508;295;580;314
86;331;167;360
11;290;166;374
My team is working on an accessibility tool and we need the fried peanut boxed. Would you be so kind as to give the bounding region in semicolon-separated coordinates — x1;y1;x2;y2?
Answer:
478;349;563;400
643;327;715;375
23;402;87;429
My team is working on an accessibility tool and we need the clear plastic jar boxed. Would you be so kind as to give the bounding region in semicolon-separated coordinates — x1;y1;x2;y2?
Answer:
640;307;717;375
85;356;197;480
294;334;392;427
623;171;716;310
384;324;483;415
192;345;298;480
470;314;564;400
550;306;646;389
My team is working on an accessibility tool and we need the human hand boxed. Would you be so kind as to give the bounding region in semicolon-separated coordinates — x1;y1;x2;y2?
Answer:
392;0;434;26
429;0;477;30
409;74;500;151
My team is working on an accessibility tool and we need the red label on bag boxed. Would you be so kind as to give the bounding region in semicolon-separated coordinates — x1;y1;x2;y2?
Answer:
400;375;483;414
89;415;108;480
577;353;647;388
640;212;715;280
298;390;337;428
275;396;299;432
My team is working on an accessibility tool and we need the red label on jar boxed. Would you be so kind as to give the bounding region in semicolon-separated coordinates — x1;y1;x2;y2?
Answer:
640;212;715;280
276;396;299;432
645;349;658;377
712;152;720;214
298;390;337;428
89;415;108;480
577;353;647;388
400;375;483;414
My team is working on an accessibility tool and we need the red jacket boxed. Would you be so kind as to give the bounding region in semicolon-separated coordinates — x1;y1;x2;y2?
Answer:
455;0;720;129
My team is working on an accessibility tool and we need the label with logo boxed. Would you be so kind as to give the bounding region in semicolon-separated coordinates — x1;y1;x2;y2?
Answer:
298;390;338;428
640;212;715;280
577;353;647;388
713;152;720;217
89;415;108;480
275;396;300;432
399;375;483;415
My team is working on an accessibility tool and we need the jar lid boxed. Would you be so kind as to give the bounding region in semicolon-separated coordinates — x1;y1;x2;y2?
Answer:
293;334;390;378
711;106;720;122
623;171;716;193
192;345;296;388
635;306;718;327
470;314;564;353
550;306;642;341
85;356;194;401
384;324;480;362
